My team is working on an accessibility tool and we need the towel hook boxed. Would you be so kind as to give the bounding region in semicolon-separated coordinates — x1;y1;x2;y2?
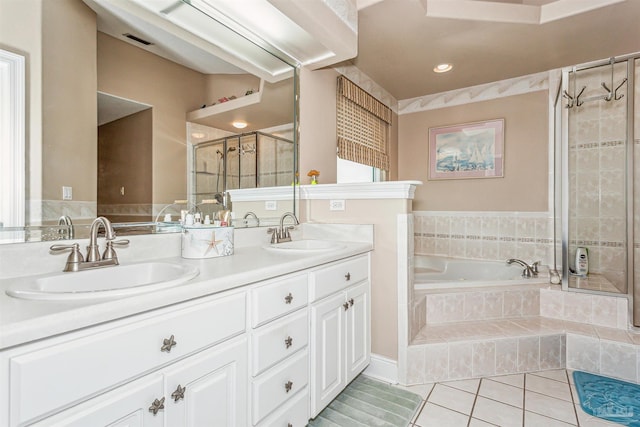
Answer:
574;86;586;107
614;78;628;101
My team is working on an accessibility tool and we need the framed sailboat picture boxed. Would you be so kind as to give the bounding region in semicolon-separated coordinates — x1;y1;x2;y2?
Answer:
428;119;504;180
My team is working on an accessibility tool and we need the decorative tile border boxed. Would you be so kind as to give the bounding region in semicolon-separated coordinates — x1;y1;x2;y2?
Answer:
413;211;555;265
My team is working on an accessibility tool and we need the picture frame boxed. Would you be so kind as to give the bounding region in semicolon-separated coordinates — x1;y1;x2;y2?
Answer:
428;119;504;180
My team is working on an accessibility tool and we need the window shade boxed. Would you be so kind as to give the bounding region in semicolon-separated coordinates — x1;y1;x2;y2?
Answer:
337;76;391;171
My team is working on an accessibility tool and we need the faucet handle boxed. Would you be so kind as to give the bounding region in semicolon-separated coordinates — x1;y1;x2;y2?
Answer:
531;261;541;275
103;239;130;261
267;227;278;244
50;243;84;272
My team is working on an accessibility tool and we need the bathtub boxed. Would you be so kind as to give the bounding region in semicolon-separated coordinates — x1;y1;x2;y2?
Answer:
414;255;546;290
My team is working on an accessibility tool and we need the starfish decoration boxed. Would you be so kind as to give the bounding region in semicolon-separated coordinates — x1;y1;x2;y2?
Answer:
204;231;223;255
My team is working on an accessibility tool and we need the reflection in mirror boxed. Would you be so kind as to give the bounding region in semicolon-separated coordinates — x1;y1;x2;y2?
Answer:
0;0;297;244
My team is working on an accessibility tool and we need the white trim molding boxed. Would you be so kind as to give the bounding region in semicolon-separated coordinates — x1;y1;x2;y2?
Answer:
0;49;26;227
300;181;422;200
227;186;296;202
363;354;399;384
398;71;550;115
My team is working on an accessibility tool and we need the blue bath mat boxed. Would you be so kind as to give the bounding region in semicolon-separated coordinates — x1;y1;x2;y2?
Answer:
573;371;640;426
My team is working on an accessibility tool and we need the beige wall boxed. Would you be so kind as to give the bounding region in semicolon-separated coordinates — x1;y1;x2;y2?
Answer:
303;198;412;360
98;109;153;221
299;67;400;184
398;91;549;212
98;33;207;205
42;0;97;202
1;0;43;216
299;67;340;184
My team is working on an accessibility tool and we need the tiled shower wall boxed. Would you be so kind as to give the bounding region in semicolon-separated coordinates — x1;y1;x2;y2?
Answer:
413;211;555;266
568;61;629;290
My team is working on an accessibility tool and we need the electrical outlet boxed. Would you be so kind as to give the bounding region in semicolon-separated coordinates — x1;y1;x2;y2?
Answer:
329;199;345;211
62;186;72;201
265;200;277;211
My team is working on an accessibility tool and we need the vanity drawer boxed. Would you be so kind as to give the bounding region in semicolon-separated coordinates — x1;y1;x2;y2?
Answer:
251;348;308;425
309;255;369;302
251;273;308;327
252;309;308;376
9;292;245;425
256;386;309;427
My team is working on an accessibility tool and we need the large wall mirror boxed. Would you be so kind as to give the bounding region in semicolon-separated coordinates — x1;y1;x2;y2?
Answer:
0;0;298;244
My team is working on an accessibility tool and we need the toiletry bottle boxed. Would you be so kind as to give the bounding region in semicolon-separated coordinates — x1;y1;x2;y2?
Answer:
575;247;589;276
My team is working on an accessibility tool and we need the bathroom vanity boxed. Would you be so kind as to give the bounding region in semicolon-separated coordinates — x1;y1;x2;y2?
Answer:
0;236;372;426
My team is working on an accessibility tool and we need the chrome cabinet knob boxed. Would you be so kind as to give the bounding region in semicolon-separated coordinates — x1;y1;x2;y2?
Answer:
284;293;293;304
343;302;350;311
285;380;293;393
345;272;351;281
285;336;293;349
349;298;354;307
171;384;186;402
149;397;165;415
161;334;177;352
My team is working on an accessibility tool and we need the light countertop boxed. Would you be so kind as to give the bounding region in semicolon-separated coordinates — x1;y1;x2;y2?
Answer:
0;240;372;350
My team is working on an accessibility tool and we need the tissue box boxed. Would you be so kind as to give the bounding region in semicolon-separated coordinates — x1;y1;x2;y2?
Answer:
181;225;234;259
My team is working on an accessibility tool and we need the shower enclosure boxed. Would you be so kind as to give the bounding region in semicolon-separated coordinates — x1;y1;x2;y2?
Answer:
556;53;639;328
191;131;294;216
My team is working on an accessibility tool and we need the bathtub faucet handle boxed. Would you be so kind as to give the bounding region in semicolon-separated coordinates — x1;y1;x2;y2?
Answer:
531;261;541;275
507;258;537;279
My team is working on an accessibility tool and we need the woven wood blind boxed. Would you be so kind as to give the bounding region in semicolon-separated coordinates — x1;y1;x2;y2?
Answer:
337;76;391;171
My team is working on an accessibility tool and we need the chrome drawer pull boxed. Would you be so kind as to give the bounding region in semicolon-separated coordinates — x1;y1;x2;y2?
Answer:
285;336;293;349
285;380;293;393
345;272;351;281
161;334;177;352
349;298;354;307
149;397;165;415
343;302;350;311
171;384;186;402
284;293;293;304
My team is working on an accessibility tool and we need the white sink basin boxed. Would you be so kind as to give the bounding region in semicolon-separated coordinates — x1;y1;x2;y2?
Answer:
264;239;346;253
6;262;199;301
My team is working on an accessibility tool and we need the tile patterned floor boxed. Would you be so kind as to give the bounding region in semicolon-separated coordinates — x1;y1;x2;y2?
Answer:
395;369;623;427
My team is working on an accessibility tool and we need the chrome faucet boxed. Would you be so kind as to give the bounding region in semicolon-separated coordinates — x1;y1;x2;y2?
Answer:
57;215;74;239
243;211;260;227
267;212;299;244
50;217;129;272
507;258;539;278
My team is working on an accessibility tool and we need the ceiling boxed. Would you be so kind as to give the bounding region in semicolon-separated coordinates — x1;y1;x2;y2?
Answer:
351;0;640;100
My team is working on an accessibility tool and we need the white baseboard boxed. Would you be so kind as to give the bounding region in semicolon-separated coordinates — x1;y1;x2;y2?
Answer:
363;354;398;384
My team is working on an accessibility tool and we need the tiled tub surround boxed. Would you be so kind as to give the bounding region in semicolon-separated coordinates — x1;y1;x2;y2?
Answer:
407;284;639;385
413;211;555;268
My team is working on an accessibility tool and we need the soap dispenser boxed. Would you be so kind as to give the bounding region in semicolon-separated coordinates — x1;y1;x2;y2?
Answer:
575;247;589;277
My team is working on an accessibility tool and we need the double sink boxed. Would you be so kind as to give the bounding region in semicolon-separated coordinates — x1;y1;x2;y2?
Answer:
6;240;345;302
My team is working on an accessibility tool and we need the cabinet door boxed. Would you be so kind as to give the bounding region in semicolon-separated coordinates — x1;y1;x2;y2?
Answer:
310;293;346;418
29;375;164;427
164;336;248;427
345;281;370;383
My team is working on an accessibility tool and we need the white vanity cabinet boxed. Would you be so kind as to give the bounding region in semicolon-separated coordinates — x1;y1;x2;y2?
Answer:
0;291;248;427
309;255;371;418
249;273;310;427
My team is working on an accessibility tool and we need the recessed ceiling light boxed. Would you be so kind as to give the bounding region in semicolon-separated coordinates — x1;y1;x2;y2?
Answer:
433;63;453;73
232;121;248;129
191;132;206;139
